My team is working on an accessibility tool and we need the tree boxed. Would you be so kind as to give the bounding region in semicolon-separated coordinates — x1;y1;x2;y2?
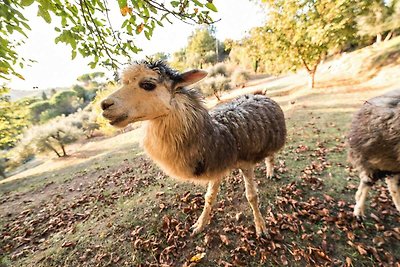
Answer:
0;86;31;150
185;27;217;68
18;118;82;157
358;0;400;43
1;0;217;80
29;100;51;123
147;52;169;62
77;72;105;87
257;0;367;88
41;91;48;100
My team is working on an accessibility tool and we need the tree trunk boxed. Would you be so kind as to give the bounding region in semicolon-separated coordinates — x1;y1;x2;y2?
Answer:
47;144;61;157
214;91;221;101
384;31;393;42
59;142;67;157
376;33;382;44
307;64;319;89
308;71;315;89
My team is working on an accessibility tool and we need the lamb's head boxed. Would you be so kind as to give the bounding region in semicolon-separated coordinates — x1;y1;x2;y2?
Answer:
101;61;207;128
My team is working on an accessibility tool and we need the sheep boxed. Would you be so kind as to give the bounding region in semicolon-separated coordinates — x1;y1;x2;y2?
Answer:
348;89;400;219
100;61;287;236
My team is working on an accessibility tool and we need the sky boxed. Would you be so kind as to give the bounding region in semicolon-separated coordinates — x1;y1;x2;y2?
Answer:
6;0;266;91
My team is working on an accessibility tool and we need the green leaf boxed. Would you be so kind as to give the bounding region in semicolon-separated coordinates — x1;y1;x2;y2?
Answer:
205;2;217;12
192;0;203;7
21;0;35;6
71;50;77;60
37;5;52;23
171;1;180;7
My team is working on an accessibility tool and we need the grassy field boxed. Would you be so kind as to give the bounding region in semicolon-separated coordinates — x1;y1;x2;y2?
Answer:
1;39;400;267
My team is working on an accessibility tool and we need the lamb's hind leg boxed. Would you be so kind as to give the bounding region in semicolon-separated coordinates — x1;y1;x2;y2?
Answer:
265;155;274;179
386;175;400;213
354;170;373;219
191;179;222;235
241;167;268;237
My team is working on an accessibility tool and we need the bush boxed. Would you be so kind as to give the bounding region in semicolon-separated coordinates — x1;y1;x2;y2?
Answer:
231;68;250;87
14;118;83;158
198;74;231;101
206;62;230;77
66;109;100;138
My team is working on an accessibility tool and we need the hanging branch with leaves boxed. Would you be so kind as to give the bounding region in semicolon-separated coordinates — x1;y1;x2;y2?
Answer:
0;0;218;80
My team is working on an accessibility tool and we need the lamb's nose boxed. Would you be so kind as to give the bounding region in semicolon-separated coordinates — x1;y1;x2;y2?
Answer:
101;99;114;110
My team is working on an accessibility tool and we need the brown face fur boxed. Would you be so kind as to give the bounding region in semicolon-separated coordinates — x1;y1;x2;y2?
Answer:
101;65;174;128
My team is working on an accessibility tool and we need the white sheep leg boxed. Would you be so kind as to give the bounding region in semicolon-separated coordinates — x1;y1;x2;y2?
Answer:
265;155;274;179
386;175;400;213
191;179;222;235
354;171;372;218
241;167;268;237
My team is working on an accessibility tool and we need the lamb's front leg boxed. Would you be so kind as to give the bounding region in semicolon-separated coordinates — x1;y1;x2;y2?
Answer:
191;179;222;235
241;167;268;237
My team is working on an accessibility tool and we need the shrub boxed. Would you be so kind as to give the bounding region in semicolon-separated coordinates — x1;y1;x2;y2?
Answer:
66;109;100;138
14;118;83;158
198;74;231;101
231;68;250;87
207;62;229;77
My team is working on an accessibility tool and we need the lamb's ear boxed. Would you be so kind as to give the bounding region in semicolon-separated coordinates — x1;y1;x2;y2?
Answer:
176;70;208;88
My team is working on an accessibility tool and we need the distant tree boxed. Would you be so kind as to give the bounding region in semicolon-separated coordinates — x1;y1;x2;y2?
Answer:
170;48;187;70
28;100;51;123
50;90;78;114
147;52;169;62
72;84;91;103
255;0;367;88
186;27;217;68
50;88;57;96
358;0;400;43
1;0;216;80
77;72;105;87
0;87;31;149
41;91;48;100
19;119;82;157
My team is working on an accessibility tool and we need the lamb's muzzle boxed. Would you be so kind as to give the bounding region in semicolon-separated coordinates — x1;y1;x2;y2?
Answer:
101;60;287;236
348;89;400;219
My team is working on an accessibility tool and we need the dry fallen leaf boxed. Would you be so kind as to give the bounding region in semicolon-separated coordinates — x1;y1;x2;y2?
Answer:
220;234;230;246
189;252;206;263
346;256;352;266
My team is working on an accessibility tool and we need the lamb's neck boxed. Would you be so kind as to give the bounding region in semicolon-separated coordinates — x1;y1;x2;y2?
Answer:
146;98;212;147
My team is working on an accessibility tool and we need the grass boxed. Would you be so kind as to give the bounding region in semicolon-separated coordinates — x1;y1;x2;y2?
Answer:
1;103;399;267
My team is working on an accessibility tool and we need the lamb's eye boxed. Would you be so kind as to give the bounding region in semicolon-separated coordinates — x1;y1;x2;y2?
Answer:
140;82;156;91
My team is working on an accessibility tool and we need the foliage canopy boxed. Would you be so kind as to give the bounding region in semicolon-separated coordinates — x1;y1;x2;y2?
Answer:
0;0;217;80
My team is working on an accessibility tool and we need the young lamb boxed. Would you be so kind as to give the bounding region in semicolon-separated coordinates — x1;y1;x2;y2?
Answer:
101;61;287;236
348;89;400;219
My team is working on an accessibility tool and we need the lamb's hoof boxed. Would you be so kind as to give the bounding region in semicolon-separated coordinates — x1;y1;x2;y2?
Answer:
190;224;205;236
266;171;274;179
353;208;365;222
255;222;269;239
354;214;365;222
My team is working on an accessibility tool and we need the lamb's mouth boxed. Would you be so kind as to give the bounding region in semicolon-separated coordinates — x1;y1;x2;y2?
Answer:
109;114;129;126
